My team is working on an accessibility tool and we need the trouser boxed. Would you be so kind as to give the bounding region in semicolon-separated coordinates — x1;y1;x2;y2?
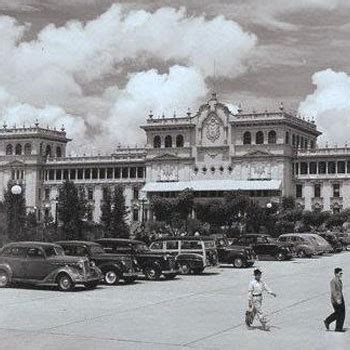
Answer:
325;301;346;330
251;296;268;326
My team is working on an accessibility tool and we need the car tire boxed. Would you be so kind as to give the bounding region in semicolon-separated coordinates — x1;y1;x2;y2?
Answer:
179;263;191;275
0;270;10;288
104;269;121;285
275;252;286;261
192;268;204;275
164;273;177;280
233;258;244;268
144;266;161;280
84;281;99;289
57;273;74;291
296;249;306;258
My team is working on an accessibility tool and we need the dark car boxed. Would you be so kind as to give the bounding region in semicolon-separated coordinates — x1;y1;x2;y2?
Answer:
318;233;343;253
56;241;139;285
210;234;256;268
149;237;218;275
95;238;178;280
232;234;294;261
0;242;102;291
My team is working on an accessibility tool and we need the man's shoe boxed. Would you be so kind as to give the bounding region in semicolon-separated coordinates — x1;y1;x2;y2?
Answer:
324;320;329;331
335;329;346;332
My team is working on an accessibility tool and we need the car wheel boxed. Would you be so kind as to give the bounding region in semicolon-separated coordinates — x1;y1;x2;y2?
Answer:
0;270;10;288
144;266;161;280
233;258;244;268
192;268;204;275
57;273;74;291
164;273;177;280
179;263;191;275
84;281;99;289
104;269;120;285
275;252;286;261
296;249;306;258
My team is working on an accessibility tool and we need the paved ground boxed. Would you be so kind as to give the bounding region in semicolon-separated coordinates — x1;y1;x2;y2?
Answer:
0;252;349;350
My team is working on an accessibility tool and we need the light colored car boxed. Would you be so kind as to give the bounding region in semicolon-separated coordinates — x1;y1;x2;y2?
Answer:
307;233;333;254
278;234;317;258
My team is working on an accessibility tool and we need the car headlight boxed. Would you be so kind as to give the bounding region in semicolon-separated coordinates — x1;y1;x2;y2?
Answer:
77;261;84;270
90;261;96;267
164;256;168;261
121;260;126;266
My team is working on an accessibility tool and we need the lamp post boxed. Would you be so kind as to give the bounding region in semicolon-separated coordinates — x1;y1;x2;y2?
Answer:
54;196;59;226
140;198;146;224
11;184;23;238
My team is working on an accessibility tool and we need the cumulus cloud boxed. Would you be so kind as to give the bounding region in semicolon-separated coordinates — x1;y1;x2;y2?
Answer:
0;4;256;151
299;69;350;145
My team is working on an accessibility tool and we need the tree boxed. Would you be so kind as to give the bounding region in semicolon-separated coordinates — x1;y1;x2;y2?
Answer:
3;183;26;241
110;185;129;238
57;180;88;240
100;187;113;235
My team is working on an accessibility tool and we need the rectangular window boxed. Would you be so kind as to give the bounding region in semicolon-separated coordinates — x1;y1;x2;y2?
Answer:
122;167;128;179
130;167;136;178
87;188;94;200
84;169;91;179
295;184;303;198
63;169;69;180
38;188;41;201
347;161;350;173
300;162;308;175
70;169;76;180
333;183;340;198
107;168;113;179
48;170;54;180
77;169;83;180
295;163;299;175
337;161;345;174
133;187;139;200
309;162;317;174
314;184;321;198
137;167;144;178
318;162;326;174
99;168;106;179
114;167;121;179
56;169;62;180
328;161;336;174
44;188;50;200
132;208;139;222
92;168;98;179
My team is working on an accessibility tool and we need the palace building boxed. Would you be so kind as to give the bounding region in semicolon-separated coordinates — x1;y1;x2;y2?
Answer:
0;93;348;229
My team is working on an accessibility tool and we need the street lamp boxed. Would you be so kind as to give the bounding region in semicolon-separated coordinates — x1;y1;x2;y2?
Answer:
11;184;23;239
266;202;272;209
11;184;22;195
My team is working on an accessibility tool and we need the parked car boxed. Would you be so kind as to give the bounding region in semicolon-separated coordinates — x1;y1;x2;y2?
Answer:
278;234;318;258
303;233;333;255
149;237;218;274
56;241;139;285
0;242;102;291
318;232;343;253
232;234;294;261
95;238;178;280
210;234;256;268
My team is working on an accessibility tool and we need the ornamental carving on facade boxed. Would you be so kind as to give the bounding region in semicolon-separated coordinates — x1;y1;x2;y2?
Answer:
158;164;177;181
205;113;221;143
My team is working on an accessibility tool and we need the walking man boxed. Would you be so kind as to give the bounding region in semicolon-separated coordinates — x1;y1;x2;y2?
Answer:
246;269;277;330
324;267;346;332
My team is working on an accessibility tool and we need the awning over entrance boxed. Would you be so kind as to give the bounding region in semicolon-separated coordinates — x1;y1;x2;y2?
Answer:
141;179;282;193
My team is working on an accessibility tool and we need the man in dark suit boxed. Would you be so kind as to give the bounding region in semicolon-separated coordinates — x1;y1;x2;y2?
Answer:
324;267;346;332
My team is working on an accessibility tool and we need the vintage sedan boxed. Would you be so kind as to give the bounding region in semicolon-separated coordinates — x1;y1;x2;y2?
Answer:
0;242;102;291
57;241;140;285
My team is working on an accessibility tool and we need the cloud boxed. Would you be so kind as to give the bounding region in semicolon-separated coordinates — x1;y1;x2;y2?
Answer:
0;4;256;151
299;69;350;145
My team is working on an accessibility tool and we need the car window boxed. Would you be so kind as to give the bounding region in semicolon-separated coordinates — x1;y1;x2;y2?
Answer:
27;247;45;258
89;245;105;255
256;237;267;243
150;241;163;250
2;246;27;257
279;236;286;242
204;241;215;248
44;246;64;257
181;241;202;250
75;246;89;256
165;241;179;249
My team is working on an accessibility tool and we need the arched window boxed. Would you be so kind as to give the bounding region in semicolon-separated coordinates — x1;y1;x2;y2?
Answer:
165;135;172;148
24;143;32;156
153;135;161;148
15;144;22;155
268;130;276;144
6;144;13;155
56;146;62;158
285;131;289;144
45;145;52;157
256;131;264;144
243;131;251;145
176;135;184;147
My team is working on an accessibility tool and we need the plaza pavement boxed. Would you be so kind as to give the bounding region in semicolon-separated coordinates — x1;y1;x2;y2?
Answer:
0;252;349;350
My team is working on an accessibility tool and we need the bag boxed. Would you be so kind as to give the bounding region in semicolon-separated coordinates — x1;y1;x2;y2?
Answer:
245;308;254;326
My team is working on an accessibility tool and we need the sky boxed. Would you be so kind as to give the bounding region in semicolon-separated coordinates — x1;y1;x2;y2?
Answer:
0;0;350;153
